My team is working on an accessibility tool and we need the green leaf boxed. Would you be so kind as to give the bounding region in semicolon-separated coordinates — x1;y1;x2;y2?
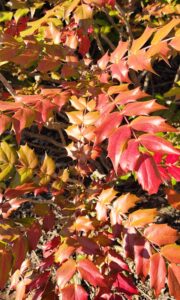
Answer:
18;144;38;169
0;142;17;165
0;164;14;181
0;12;13;22
14;8;29;22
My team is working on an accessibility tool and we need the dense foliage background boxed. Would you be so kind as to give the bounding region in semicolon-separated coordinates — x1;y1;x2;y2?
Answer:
0;0;180;299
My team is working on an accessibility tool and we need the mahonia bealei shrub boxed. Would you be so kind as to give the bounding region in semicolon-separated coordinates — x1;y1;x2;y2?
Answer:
0;0;180;299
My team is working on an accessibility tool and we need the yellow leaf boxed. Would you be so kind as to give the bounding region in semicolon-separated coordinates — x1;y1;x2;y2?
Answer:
18;144;38;169
131;27;155;54
40;154;55;176
74;4;93;24
151;19;180;45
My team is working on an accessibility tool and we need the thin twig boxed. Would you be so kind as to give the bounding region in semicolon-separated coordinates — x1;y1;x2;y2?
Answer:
115;3;133;48
100;34;116;50
103;8;120;36
94;32;105;55
174;65;180;86
137;287;153;300
23;131;63;148
0;73;17;98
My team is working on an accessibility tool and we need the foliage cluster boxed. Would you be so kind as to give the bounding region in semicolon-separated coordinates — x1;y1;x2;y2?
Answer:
0;0;180;299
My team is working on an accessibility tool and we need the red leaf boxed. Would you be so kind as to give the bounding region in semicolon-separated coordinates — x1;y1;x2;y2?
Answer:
35;99;56;123
77;236;100;255
94;112;123;145
1;198;29;218
107;125;131;173
120;139;140;172
0;248;12;289
113;273;139;296
79;35;90;56
167;165;180;181
124;228;151;279
149;253;166;297
115;87;148;105
39;255;54;271
139;134;180;155
61;284;88;300
43;236;61;258
130;116;176;133
108;250;130;272
135;154;162;194
26;271;50;296
111;60;131;83
122;100;166;116
168;263;180;300
5;183;36;199
134;240;151;279
27;222;42;250
12;235;28;271
56;259;76;289
41;89;69;111
43;211;55;232
144;224;179;246
77;258;105;287
13;107;35;132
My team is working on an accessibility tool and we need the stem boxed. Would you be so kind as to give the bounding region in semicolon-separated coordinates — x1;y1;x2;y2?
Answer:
115;3;133;48
100;34;116;50
0;73;17;99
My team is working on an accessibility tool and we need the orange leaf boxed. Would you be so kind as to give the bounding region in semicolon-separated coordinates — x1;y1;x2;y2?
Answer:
61;284;88;300
149;253;166;297
55;243;75;264
98;51;109;70
128;208;157;227
15;280;26;300
56;259;76;289
168;263;180;300
161;244;180;264
69;216;94;233
151;19;180;45
112;193;139;214
98;187;117;205
110;41;128;63
131;27;155;54
0;114;11;134
165;188;180;210
128;50;155;73
144;224;179;246
170;36;180;51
